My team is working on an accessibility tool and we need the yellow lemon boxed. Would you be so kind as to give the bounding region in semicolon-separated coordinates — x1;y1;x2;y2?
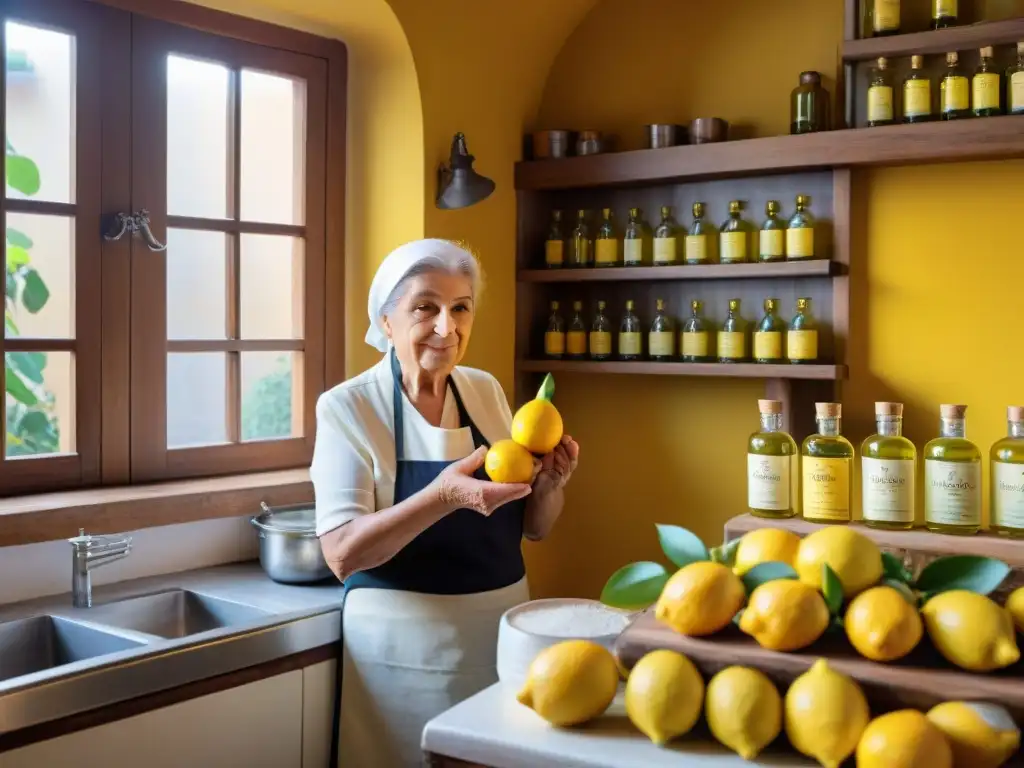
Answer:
516;640;619;727
510;374;563;454
856;709;953;768
732;528;802;576
655;561;746;637
738;579;829;651
1006;586;1024;634
624;649;704;746
484;439;535;484
844;585;923;662
705;666;782;760
920;590;1020;672
795;526;883;598
784;658;870;768
927;701;1021;768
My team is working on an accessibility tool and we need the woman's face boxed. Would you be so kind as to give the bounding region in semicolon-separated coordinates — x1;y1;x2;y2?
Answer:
384;270;475;376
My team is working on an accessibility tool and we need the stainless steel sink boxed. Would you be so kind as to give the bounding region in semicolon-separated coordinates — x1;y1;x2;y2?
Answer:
86;589;269;639
0;615;146;683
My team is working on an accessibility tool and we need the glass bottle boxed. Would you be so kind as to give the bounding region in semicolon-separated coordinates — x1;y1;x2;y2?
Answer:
747;399;798;519
653;206;680;266
718;298;747;363
759;201;785;262
543;301;566;359
595;208;620;268
869;0;900;36
973;46;1003;117
623;208;648;267
589;300;612;360
861;402;917;530
991;406;1024;538
569;209;592;268
649;298;675;362
867;57;895;127
544;210;566;268
1009;42;1024;116
681;300;712;363
903;55;934;123
940;52;971;120
932;0;957;28
790;71;830;135
786;195;815;260
924;404;982;535
719;201;751;264
566;300;587;360
787;297;819;364
685;202;713;265
618;299;642;360
753;298;785;364
802;403;854;524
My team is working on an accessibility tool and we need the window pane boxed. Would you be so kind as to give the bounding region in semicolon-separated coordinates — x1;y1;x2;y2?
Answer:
240;234;303;339
5;213;73;338
241;351;299;441
167;352;227;448
166;229;226;340
5;350;73;457
4;22;74;204
240;70;305;225
167;55;229;219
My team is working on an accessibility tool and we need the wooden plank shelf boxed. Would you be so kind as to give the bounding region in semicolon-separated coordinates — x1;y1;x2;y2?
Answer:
843;16;1024;62
518;260;841;283
516;359;847;380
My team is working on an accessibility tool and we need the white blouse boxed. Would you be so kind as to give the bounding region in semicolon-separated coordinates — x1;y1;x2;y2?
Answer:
311;355;515;536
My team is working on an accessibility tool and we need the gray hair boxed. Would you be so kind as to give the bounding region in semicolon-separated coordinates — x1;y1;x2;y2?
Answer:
379;245;483;320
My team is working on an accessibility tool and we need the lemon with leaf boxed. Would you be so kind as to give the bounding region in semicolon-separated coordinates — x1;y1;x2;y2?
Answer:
739;578;829;651
511;373;563;455
655;561;745;637
795;526;882;598
731;528;801;576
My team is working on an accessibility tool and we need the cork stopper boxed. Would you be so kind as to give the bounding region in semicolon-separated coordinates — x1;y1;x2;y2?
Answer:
946;51;959;65
911;55;923;69
758;399;783;415
940;404;968;419
875;402;904;417
1008;406;1024;422
980;46;994;58
815;402;841;418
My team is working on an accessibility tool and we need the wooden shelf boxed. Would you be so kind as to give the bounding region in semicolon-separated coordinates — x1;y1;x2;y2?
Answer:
843;16;1024;62
518;260;841;283
514;117;1024;190
516;359;846;380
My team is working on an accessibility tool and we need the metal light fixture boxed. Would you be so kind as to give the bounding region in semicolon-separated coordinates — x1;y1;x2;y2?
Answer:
436;132;495;210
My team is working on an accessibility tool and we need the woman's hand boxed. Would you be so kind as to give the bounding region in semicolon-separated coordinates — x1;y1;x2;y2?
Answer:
532;435;579;495
434;446;533;516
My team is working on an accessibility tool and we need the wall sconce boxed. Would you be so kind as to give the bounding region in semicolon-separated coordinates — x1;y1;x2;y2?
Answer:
436;132;495;210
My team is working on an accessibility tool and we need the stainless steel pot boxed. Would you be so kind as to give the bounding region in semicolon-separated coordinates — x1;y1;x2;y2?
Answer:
251;502;334;584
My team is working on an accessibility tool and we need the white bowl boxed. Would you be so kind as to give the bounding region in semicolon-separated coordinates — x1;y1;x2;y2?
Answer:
496;598;633;690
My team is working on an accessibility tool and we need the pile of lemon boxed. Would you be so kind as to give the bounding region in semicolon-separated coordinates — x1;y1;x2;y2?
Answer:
484;373;563;483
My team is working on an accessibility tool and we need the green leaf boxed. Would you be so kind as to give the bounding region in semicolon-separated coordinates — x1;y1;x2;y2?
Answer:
5;368;37;406
536;373;555;402
656;524;709;568
21;268;49;313
881;552;913;584
5;245;30;270
600;561;669;610
741;561;798;594
5;154;40;196
7;351;45;384
822;563;843;615
732;609;744;626
709;537;742;567
18;410;53;439
6;227;32;249
914;555;1011;596
881;577;918;606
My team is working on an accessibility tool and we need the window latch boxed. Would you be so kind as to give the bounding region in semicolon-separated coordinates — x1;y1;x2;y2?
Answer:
102;210;167;252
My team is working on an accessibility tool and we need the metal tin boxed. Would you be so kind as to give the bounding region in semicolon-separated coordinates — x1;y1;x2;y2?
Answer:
250;502;333;584
644;124;684;149
576;130;605;156
531;130;573;159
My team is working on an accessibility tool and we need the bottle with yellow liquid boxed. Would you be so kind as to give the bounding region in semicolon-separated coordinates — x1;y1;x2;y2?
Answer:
940;52;971;120
1009;43;1024;115
618;300;642;361
867;57;895;127
903;55;933;123
861;402;916;531
623;207;649;267
753;298;785;364
653;206;679;266
802;403;854;524
544;210;565;268
681;300;712;362
648;298;675;361
589;300;612;360
685;202;713;265
990;406;1024;538
543;301;565;359
924;404;981;535
718;298;748;363
747;399;798;519
566;300;587;360
869;0;900;36
787;297;818;364
595;208;621;268
570;209;592;268
973;47;1002;117
786;195;815;260
719;201;751;264
759;201;785;262
932;0;957;28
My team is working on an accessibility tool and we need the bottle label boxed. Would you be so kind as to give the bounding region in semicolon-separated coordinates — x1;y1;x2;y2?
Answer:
874;0;899;30
685;235;708;263
972;72;1000;110
934;0;956;16
862;457;915;523
941;76;969;112
624;239;643;264
993;461;1024;529
717;331;746;360
649;331;674;357
868;85;894;122
759;230;784;258
753;331;782;360
787;330;818;361
653;237;677;264
1012;72;1024;112
748;454;791;511
720;232;748;263
682;331;708;358
904;79;932;117
619;331;642;356
545;240;563;266
595;239;618;265
544;331;565;356
802;457;851;521
924;459;981;526
589;331;611;356
786;227;814;259
573;239;592;265
567;330;587;356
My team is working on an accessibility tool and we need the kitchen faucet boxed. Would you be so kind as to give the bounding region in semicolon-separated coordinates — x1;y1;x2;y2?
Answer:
68;528;133;608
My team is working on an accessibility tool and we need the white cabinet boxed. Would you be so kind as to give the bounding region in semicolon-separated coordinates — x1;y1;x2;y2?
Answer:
302;659;337;768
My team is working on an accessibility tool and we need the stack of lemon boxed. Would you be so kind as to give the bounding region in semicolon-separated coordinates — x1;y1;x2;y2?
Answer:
484;373;563;483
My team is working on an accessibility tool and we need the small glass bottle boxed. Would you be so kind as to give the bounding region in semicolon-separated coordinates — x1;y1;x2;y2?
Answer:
991;406;1024;538
932;0;957;28
759;201;785;262
681;300;712;363
747;399;798;519
718;298;747;363
618;299;642;360
903;55;934;123
623;208;648;267
924;404;982;535
543;301;565;359
787;297;819;364
867;57;895;127
973;46;1003;117
595;208;620;268
940;52;971;120
790;71;830;135
648;298;675;362
589;300;612;360
1009;42;1024;116
802;403;854;524
544;210;566;268
685;202;713;265
870;0;900;36
861;402;917;530
786;195;815;260
653;206;679;266
753;298;785;364
719;201;751;264
566;300;587;360
570;209;592;268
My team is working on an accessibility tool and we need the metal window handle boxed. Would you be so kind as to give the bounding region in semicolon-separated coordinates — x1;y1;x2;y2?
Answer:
102;210;167;252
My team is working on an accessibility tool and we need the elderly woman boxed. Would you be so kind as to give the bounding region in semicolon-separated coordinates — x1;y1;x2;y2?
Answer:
311;239;579;767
